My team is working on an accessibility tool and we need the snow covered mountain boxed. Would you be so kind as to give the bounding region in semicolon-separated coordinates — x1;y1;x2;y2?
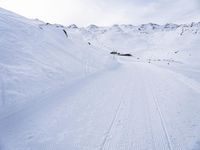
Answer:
1;7;200;150
67;22;200;66
66;22;200;86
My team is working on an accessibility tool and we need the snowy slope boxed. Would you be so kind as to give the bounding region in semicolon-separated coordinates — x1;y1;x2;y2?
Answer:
1;59;200;150
0;7;109;112
67;22;200;84
67;22;200;66
1;7;200;150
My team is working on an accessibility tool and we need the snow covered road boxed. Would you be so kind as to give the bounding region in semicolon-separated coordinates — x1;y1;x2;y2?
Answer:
1;60;200;150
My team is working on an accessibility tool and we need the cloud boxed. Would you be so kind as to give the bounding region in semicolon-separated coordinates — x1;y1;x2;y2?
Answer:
144;0;200;24
72;0;200;25
0;0;199;26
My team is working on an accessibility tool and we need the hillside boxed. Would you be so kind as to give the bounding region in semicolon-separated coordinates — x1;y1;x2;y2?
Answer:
66;22;200;85
0;7;109;113
67;22;200;66
1;7;200;150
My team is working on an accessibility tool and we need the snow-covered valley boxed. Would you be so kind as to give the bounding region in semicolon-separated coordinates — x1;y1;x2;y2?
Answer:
1;7;200;150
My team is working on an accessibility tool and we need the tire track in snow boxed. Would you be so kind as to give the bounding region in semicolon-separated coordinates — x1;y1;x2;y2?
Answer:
99;95;124;150
148;79;174;150
99;76;129;150
98;100;122;150
142;75;157;150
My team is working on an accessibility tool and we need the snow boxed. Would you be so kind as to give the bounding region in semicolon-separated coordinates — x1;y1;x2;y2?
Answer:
0;7;107;112
1;7;200;150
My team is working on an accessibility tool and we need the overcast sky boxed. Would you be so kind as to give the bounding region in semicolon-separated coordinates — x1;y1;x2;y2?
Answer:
0;0;200;26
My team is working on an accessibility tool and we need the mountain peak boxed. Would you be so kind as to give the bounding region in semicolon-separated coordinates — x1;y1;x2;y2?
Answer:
67;24;78;29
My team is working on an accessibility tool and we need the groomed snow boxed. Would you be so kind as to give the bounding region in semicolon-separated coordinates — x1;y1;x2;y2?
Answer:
1;7;200;150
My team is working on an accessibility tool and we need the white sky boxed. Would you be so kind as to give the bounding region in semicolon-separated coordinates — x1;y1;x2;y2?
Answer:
0;0;200;26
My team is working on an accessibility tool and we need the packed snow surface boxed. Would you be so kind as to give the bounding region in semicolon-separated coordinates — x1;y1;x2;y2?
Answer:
1;7;200;150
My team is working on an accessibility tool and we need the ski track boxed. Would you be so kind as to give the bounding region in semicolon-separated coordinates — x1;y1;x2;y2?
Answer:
99;84;126;150
148;80;173;150
0;59;200;150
